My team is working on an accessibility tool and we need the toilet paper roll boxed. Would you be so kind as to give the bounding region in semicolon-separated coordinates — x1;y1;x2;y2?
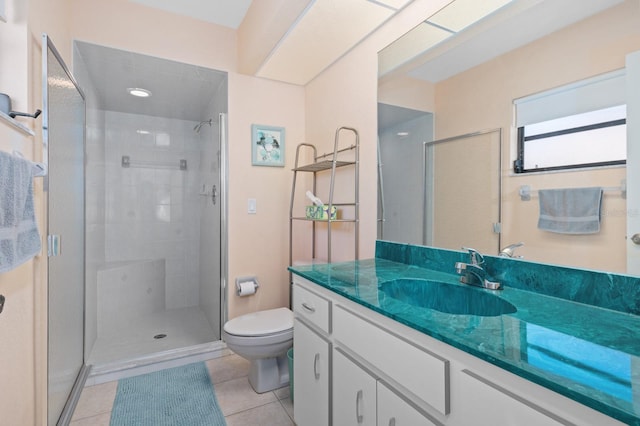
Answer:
238;281;257;297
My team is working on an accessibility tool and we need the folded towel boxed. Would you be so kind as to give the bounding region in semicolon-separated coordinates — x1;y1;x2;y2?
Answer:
0;151;42;273
538;187;603;234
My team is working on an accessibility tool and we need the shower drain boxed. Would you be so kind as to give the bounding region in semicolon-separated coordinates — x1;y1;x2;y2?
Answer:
154;333;167;339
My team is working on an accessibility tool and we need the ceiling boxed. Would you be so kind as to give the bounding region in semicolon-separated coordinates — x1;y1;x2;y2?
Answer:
378;103;431;131
129;0;253;29
75;41;227;121
74;0;414;120
75;0;626;122
127;0;412;86
377;0;624;131
381;0;624;83
253;0;412;85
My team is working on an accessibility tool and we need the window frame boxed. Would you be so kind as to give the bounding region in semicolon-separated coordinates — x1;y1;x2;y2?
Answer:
513;116;627;174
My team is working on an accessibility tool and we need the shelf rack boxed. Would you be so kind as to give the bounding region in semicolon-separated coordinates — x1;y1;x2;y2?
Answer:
289;126;359;269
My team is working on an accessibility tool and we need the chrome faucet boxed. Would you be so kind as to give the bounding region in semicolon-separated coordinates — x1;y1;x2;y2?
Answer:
455;247;501;290
499;242;524;258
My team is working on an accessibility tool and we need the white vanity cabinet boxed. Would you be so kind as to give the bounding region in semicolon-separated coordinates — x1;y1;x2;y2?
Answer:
377;381;438;426
456;369;566;426
292;282;332;426
333;349;377;425
293;318;331;426
292;275;625;426
333;347;437;426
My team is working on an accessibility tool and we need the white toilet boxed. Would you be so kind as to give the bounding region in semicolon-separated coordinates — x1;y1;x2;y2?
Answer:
222;307;294;393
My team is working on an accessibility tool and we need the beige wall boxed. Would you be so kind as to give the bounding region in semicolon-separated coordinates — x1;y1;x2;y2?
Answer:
434;1;640;272
0;125;40;425
378;74;435;113
9;0;634;421
69;0;236;71
2;0;305;421
305;0;451;261
227;72;305;316
0;0;72;423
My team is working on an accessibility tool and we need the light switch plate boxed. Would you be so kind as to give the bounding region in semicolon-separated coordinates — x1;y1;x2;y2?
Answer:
248;198;257;214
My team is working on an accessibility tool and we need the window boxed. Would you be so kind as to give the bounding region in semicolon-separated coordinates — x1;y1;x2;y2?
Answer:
513;70;627;174
514;105;626;173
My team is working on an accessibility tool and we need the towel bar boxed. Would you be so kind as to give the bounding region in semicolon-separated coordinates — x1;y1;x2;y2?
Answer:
121;155;187;170
8;150;47;177
519;180;626;201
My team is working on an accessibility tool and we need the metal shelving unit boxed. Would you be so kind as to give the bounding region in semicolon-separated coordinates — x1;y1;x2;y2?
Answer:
289;126;359;269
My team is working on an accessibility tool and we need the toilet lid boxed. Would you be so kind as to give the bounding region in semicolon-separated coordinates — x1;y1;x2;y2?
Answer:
224;307;293;337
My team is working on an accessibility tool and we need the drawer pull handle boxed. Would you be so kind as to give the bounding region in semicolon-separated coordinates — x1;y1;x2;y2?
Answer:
388;417;396;426
302;302;315;313
313;353;320;379
355;390;364;423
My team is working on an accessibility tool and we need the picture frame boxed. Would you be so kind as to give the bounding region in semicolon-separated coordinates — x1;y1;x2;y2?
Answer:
252;124;285;167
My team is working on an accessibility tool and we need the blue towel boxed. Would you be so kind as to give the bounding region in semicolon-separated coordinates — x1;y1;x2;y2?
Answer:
0;151;41;273
538;187;603;234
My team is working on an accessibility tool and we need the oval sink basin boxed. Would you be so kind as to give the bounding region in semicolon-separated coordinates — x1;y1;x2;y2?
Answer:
379;279;517;317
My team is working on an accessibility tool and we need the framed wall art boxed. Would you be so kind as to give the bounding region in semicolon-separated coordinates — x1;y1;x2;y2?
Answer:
252;124;284;167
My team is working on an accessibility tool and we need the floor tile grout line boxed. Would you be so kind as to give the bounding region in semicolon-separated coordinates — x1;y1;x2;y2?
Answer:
276;397;295;422
223;397;292;421
221;388;288;418
70;410;112;424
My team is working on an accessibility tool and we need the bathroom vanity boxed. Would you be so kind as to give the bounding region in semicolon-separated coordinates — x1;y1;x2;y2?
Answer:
289;241;640;425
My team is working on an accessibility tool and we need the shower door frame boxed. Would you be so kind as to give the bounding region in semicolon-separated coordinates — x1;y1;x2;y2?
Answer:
219;112;229;332
43;33;90;426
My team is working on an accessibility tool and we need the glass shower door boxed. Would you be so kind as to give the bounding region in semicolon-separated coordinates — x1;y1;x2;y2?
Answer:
43;34;86;425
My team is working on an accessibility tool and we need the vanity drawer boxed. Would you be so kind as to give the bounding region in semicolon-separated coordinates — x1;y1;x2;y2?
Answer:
293;283;331;334
458;369;567;425
333;305;450;415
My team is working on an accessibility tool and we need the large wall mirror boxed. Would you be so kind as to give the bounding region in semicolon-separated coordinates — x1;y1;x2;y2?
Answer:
377;0;640;274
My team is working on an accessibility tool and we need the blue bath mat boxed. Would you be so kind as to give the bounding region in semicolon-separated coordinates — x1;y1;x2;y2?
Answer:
110;362;226;426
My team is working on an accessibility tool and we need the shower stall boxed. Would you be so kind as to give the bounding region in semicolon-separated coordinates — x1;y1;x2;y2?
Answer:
73;42;228;370
377;103;433;244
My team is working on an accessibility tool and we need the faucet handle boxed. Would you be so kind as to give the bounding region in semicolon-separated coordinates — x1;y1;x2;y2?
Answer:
499;242;524;258
462;247;484;265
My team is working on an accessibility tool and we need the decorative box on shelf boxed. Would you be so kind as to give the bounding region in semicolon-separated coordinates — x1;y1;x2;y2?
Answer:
305;205;338;220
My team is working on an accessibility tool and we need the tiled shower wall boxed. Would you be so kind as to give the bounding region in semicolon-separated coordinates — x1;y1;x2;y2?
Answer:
104;111;202;310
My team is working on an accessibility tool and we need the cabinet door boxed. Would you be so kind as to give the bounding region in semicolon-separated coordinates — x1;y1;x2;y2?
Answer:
378;381;438;426
457;370;566;426
333;349;377;426
294;318;331;426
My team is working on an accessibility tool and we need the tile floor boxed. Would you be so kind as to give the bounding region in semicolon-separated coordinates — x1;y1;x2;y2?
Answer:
70;353;295;425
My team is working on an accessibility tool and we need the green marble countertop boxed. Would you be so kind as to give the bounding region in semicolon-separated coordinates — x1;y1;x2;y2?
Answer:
289;258;640;425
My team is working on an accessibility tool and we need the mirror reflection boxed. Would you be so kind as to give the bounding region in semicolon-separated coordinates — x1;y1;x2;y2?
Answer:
378;0;640;274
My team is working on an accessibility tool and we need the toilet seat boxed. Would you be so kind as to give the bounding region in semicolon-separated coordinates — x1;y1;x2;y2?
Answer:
224;307;293;337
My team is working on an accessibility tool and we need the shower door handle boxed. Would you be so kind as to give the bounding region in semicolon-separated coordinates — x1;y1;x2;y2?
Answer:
212;185;217;205
48;234;61;257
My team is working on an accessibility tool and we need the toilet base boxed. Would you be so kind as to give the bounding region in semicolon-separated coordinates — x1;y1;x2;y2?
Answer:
248;352;290;393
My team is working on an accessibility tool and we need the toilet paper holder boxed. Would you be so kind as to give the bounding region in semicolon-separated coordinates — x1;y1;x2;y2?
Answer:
236;276;259;296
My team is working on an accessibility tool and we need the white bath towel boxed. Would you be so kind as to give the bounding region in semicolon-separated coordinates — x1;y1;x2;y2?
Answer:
0;151;42;273
538;187;603;234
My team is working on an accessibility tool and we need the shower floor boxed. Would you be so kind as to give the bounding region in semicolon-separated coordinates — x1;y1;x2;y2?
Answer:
88;306;218;366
